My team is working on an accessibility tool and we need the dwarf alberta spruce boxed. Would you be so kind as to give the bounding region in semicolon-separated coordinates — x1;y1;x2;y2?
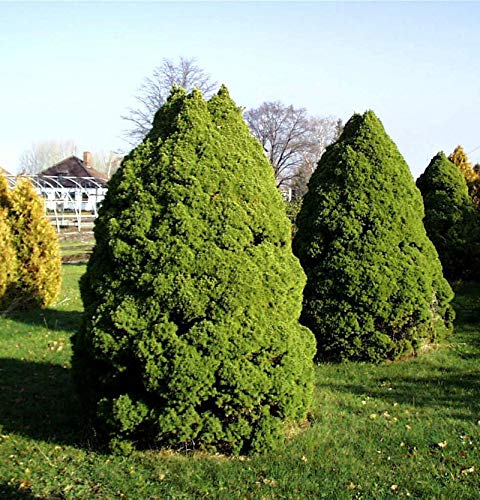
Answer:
417;152;480;282
72;86;316;454
293;111;454;362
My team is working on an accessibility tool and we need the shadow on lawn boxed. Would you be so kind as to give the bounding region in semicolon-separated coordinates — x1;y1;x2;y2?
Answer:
0;358;87;448
0;484;38;499
318;360;480;421
6;309;83;334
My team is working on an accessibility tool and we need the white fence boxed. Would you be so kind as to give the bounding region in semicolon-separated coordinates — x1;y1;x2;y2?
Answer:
5;175;107;232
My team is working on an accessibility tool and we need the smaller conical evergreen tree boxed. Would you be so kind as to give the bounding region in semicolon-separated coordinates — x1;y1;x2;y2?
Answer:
7;178;61;309
417;152;480;281
293;111;454;362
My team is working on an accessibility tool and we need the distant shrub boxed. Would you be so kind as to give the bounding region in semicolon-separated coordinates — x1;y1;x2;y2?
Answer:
0;204;17;308
284;197;303;236
72;86;315;455
448;145;478;184
417;152;480;282
6;178;61;309
293;111;454;362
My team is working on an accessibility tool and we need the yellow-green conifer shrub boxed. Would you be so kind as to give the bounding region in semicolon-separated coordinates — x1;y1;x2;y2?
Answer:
0;208;17;308
0;175;16;307
449;146;478;184
8;178;61;309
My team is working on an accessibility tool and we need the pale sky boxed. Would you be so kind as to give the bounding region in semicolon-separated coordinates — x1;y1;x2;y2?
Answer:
0;1;479;177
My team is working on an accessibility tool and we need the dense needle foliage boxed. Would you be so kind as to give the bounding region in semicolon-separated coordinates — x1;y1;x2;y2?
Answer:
72;87;315;454
417;152;480;281
0;176;60;310
293;111;454;362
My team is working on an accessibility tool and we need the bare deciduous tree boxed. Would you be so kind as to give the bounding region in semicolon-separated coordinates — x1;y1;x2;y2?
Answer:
91;151;123;178
244;101;340;194
122;57;217;144
19;140;78;174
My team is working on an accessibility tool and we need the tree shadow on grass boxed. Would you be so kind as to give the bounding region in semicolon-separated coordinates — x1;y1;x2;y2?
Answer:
0;484;38;499
5;308;83;334
317;361;480;422
0;358;88;448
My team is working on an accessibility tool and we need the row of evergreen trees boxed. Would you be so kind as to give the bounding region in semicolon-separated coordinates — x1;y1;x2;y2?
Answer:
72;87;456;455
0;175;61;311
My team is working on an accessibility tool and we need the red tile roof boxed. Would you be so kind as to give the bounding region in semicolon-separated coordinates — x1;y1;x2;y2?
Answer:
39;156;108;188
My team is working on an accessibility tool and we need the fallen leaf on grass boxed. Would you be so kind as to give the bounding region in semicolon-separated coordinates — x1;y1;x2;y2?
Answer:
437;441;448;449
461;466;476;475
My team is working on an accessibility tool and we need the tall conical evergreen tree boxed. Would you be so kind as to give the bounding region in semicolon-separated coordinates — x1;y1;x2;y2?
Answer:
293;111;454;362
73;87;315;454
417;152;480;281
6;178;61;309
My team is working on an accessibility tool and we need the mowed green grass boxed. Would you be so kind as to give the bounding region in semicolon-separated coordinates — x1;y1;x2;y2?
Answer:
1;266;479;499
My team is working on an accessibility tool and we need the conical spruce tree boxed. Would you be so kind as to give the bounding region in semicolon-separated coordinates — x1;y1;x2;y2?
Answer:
417;152;480;281
72;87;315;454
293;111;454;362
7;178;61;309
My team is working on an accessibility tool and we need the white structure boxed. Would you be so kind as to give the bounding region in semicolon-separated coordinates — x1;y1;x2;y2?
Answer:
5;152;109;232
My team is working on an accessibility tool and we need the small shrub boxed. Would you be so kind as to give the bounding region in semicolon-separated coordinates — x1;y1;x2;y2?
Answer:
7;178;61;309
0;208;17;308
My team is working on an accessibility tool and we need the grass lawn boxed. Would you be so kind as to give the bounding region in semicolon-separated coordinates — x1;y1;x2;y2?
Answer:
0;266;479;498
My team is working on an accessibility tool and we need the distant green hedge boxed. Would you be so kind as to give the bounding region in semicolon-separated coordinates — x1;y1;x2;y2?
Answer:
72;87;315;455
293;111;454;362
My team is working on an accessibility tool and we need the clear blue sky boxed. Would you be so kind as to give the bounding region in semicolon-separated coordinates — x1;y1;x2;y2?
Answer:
0;1;479;177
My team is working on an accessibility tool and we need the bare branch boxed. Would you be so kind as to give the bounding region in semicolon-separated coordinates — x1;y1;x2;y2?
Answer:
244;101;340;194
122;57;217;145
18;140;78;174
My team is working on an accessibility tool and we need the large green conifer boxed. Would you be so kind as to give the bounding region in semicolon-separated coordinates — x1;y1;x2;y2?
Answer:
417;152;480;281
72;87;315;454
293;111;454;362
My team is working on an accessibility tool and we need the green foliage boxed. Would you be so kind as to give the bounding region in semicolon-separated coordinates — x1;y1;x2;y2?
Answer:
0;176;16;307
293;111;454;362
417;152;480;281
73;87;315;454
0;209;17;308
1;267;480;499
5;178;61;310
284;197;303;237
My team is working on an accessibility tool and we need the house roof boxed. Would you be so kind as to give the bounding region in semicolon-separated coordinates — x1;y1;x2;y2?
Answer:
39;156;109;188
0;166;12;176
